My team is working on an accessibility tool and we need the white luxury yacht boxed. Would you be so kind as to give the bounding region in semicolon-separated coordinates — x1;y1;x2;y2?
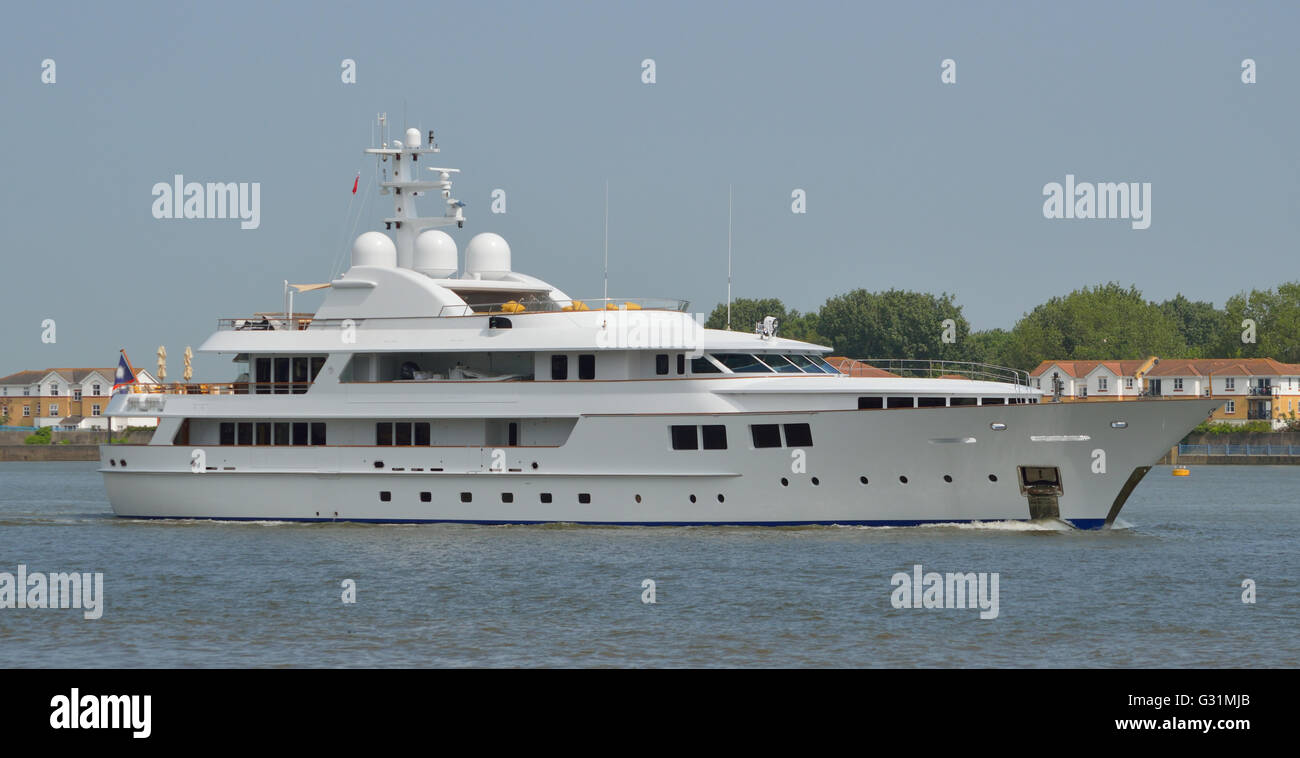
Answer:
101;121;1219;528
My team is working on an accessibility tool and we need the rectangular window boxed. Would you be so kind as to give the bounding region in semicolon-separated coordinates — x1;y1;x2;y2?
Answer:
783;423;813;447
73;390;82;401
91;404;101;416
256;422;272;445
858;396;883;409
237;423;253;445
1077;386;1088;398
701;425;727;450
379;491;391;502
310;423;327;446
578;354;595;380
50;385;59;396
751;424;782;448
655;354;669;375
886;396;915;409
1124;378;1134;390
670;424;699;450
501;493;514;503
292;357;309;393
677;354;686;375
376;422;393;446
255;358;272;394
1098;377;1108;391
275;422;291;445
420;492;432;503
551;355;568;380
22;406;29;417
691;356;721;374
950;397;978;406
540;493;552;503
49;404;59;415
395;422;412;446
310;357;326;382
220;423;235;445
916;397;945;408
1174;378;1184;391
414;422;430;446
981;397;1006;406
460;492;472;503
578;493;591;504
274;357;290;394
1225;377;1236;390
1225;400;1236;414
293;422;308;446
92;383;101;395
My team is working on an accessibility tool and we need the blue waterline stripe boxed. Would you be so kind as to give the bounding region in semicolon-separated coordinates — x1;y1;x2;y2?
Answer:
117;515;1108;529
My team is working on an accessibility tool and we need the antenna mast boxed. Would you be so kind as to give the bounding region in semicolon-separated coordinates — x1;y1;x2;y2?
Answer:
602;180;609;327
726;184;733;331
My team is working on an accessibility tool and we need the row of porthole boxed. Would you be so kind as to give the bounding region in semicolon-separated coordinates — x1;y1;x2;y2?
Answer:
381;491;729;505
109;459;126;467
779;474;1000;486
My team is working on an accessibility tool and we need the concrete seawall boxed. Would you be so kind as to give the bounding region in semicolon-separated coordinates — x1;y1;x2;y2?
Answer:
0;429;154;461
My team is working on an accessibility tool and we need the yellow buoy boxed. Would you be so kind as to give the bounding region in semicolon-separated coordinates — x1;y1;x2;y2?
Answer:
1172;467;1190;476
562;300;590;312
623;302;642;310
500;300;525;313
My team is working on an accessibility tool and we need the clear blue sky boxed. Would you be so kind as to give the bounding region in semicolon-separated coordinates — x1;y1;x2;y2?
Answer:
3;1;1297;377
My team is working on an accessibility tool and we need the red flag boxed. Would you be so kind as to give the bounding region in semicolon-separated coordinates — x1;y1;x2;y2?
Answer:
351;174;359;194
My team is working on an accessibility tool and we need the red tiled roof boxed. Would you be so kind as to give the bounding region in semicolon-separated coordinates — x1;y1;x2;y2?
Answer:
1028;359;1150;378
0;368;116;385
1145;358;1300;377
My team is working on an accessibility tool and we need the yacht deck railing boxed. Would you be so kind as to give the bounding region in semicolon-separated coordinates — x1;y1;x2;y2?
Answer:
847;358;1033;388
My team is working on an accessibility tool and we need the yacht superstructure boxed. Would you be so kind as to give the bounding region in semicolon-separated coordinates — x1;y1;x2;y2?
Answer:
101;122;1219;528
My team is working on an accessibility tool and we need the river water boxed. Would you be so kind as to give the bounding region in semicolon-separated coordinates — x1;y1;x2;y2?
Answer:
0;461;1295;667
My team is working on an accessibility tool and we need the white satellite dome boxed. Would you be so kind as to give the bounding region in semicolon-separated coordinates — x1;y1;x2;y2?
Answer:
413;229;458;278
465;233;511;280
351;231;397;268
405;127;421;148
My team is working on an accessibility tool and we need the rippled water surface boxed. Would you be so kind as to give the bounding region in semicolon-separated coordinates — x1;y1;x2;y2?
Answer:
0;462;1295;667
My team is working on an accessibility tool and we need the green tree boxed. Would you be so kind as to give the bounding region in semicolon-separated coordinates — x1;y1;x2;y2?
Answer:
1001;283;1186;370
964;328;1014;366
816;289;970;359
704;298;827;345
1157;294;1225;358
1214;282;1300;363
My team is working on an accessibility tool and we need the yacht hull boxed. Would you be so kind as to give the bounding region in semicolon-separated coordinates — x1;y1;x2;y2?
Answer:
100;399;1217;529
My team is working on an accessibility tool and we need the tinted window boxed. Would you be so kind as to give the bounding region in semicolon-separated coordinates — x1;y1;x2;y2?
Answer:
376;422;393;446
765;355;803;374
219;422;235;445
275;422;291;445
310;423;327;446
783;354;816;372
981;397;1006;406
751;424;782;448
886;396;914;409
551;355;568;380
293;423;309;446
950;397;978;406
715;353;773;373
691;356;721;374
701;425;727;450
578;354;595;380
395;422;412;446
858;396;883;409
256;422;271;445
783;423;813;447
677;354;686;375
917;397;946;408
414;422;430;446
237;423;253;445
809;356;841;374
656;354;669;375
671;425;699;450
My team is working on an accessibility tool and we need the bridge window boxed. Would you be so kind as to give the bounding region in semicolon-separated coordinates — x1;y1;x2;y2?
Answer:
917;397;946;408
715;353;774;373
858;396;883;409
886;396;915;409
691;356;721;374
950;397;978;406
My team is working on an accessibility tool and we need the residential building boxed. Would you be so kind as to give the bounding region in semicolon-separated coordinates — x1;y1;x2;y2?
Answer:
0;367;160;430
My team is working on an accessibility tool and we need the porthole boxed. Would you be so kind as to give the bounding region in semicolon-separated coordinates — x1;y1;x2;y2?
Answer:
689;494;697;503
635;494;642;503
460;492;472;503
988;474;998;482
717;494;725;503
119;460;126;467
990;422;1007;431
420;492;431;502
540;492;552;503
899;475;908;484
1111;421;1128;429
501;493;514;503
373;461;384;469
531;461;539;469
943;475;953;483
780;477;789;487
811;477;820;486
109;459;116;467
578;493;591;504
859;476;868;485
379;491;391;502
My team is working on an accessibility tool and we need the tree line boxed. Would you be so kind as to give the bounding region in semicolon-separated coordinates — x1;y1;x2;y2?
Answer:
704;282;1300;370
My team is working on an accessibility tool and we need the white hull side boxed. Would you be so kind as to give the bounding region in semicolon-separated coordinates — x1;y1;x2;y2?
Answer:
100;399;1218;529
